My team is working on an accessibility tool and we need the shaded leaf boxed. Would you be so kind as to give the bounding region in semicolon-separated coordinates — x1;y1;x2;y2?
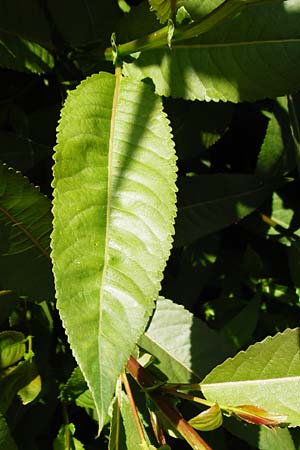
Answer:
0;164;54;300
109;381;127;450
139;297;233;383
61;366;88;403
0;412;18;450
0;291;17;326
0;359;38;413
0;0;52;47
256;99;296;178
288;93;300;174
18;372;41;405
120;391;147;449
221;294;261;350
48;1;122;47
225;415;296;450
0;32;54;74
175;174;275;247
0;331;25;370
53;423;85;450
123;0;300;102
52;72;177;431
0;131;51;172
201;328;300;427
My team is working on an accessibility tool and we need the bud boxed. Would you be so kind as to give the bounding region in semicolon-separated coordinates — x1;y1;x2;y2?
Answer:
188;403;223;431
229;404;289;427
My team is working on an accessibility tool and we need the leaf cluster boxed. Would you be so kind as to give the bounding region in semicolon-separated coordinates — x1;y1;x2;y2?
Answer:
0;0;300;449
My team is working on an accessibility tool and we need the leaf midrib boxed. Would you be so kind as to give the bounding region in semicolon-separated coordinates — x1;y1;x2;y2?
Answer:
172;38;300;50
97;70;122;417
0;205;50;259
202;376;300;388
179;182;267;211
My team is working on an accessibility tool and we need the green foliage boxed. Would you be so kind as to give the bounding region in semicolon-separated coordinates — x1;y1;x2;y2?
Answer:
201;328;300;427
0;0;300;449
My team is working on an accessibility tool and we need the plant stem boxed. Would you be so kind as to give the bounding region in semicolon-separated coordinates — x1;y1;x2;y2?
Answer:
126;356;213;450
104;0;281;60
121;371;147;445
164;389;213;408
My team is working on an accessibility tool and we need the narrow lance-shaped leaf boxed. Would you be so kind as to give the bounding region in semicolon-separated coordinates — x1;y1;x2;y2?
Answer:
201;328;300;427
123;0;300;102
51;72;177;431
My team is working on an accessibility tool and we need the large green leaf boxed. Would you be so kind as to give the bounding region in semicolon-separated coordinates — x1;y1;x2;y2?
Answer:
123;0;300;101
0;164;53;300
201;328;300;427
51;72;177;431
139;297;233;382
175;174;276;247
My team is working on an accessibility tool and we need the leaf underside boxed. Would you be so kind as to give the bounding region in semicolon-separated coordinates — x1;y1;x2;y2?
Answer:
51;72;177;431
201;328;300;427
124;0;300;102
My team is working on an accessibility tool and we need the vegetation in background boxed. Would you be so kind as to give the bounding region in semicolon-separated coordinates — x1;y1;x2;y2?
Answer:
0;0;300;448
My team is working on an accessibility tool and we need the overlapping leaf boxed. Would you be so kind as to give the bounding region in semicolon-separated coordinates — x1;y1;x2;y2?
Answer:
139;297;233;382
123;0;300;101
175;174;276;247
201;328;300;427
51;72;177;431
0;164;53;300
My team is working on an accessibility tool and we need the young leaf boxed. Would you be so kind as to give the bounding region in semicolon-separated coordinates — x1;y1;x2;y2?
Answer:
123;0;300;102
0;412;18;450
175;174;275;247
52;72;177;431
149;0;176;23
228;404;288;427
139;297;233;383
188;403;223;431
0;164;53;300
201;328;300;427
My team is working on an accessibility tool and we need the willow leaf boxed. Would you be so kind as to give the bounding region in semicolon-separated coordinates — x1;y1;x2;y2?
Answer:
51;72;177;431
0;164;53;300
124;0;300;102
201;328;300;427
